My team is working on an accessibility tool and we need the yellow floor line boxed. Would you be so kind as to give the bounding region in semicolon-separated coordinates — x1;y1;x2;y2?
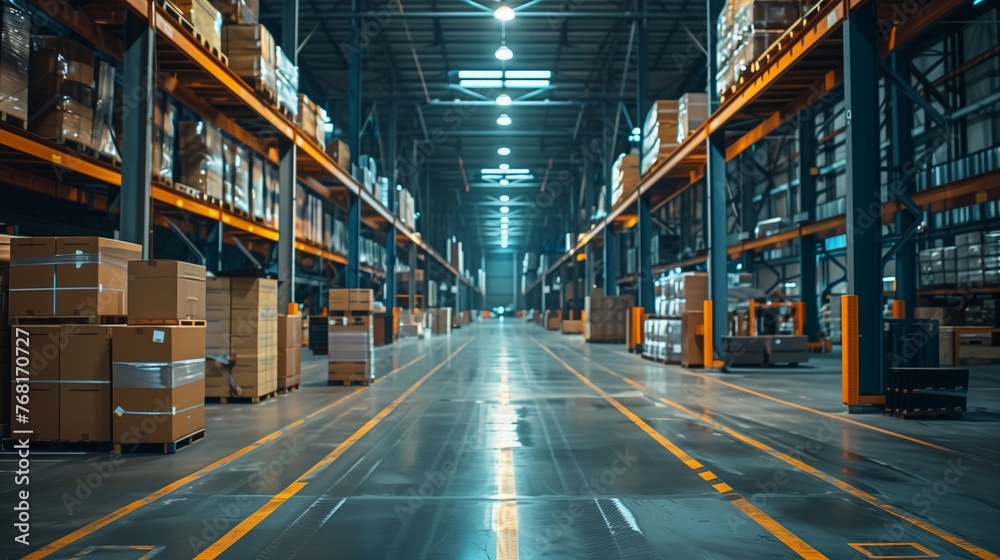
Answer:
577;350;1000;560
536;341;827;560
24;352;428;560
194;340;472;559
496;447;519;560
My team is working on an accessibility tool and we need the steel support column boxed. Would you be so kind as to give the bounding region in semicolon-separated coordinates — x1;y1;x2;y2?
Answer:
408;247;417;310
121;11;153;257
798;114;819;340
844;1;883;401
890;52;917;318
706;0;727;362
278;0;298;309
346;0;363;288
384;104;397;343
636;0;654;314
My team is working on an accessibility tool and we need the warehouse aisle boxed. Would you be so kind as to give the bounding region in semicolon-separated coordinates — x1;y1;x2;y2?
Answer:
7;320;1000;560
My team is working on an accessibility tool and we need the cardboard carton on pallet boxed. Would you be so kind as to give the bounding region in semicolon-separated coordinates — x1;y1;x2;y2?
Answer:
277;314;302;390
127;260;207;324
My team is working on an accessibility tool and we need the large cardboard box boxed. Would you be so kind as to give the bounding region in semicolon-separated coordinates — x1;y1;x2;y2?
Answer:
60;384;109;442
278;314;302;349
8;237;56;317
58;324;118;441
230;277;277;308
329;288;373;313
680;311;704;367
54;237;141;317
277;344;301;388
128;260;207;322
326;139;350;169
61;325;115;382
111;326;206;445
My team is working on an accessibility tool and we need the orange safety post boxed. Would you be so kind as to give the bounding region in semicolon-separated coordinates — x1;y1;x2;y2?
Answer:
794;302;805;336
891;299;906;319
287;303;298;315
631;307;644;350
392;306;400;336
748;303;757;337
841;295;861;406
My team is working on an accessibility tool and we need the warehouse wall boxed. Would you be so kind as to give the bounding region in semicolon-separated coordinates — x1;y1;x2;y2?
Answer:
486;255;517;311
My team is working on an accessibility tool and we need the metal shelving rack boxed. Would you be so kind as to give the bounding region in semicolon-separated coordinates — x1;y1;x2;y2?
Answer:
0;0;480;340
523;0;1000;394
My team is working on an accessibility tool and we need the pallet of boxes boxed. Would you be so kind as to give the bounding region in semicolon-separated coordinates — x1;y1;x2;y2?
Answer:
328;289;375;385
428;308;452;335
205;277;278;402
277;311;302;393
584;289;633;343
117;260;208;453
7;238;206;453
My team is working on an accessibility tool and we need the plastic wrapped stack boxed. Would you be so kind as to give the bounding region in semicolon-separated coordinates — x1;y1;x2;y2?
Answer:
176;120;224;200
210;0;258;24
716;0;804;99
0;0;29;125
328;289;375;385
676;93;707;143
297;93;327;146
640;100;679;176
222;24;276;101
152;93;178;185
611;153;640;207
172;0;224;56
275;46;298;117
29;36;94;147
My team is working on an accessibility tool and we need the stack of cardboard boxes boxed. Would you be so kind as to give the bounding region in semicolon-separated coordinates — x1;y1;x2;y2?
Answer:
676;93;708;143
29;36;94;148
171;0;224;56
152;92;178;185
114;260;207;449
640;100;679;175
6;237;142;444
428;308;452;335
275;46;298;117
176;120;224;200
611;153;640;207
584;288;634;342
222;23;276;101
328;289;374;384
205;277;278;400
297;93;328;146
277;313;302;391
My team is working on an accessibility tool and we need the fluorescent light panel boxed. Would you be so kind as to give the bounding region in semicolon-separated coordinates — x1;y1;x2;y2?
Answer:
481;168;530;175
458;70;551;79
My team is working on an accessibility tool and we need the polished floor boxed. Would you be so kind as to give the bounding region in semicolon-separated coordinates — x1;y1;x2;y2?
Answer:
3;320;1000;559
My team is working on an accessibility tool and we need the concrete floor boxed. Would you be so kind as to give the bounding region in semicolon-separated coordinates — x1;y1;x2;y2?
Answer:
2;320;999;559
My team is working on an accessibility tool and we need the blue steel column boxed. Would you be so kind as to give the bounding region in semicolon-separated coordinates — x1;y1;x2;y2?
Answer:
603;108;618;295
278;0;298;309
636;0;654;315
798;115;819;340
121;11;153;258
706;0;727;361
346;0;363;288
890;52;916;318
384;104;397;343
844;1;883;398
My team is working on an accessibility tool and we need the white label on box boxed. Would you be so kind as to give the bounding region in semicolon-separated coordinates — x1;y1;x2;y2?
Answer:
152;330;165;343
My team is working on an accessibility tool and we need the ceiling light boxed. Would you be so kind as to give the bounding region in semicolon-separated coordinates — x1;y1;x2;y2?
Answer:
505;80;550;88
481;168;528;175
496;93;512;106
501;216;509;223
501;242;509;248
499;163;510;170
494;5;515;21
500;206;510;214
501;224;509;231
499;195;510;202
499;179;509;185
459;70;503;79
501;234;509;240
503;173;533;180
497;147;511;156
495;44;513;61
497;114;511;126
506;70;551;79
460;79;503;88
632;127;641;135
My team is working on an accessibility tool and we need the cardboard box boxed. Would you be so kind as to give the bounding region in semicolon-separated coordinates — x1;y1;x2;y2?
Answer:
680;311;704;367
11;326;61;381
128;260;207;322
328;361;371;384
112;378;204;446
230;277;277;308
112;326;206;364
326;139;350;169
9;326;62;440
60;383;109;441
12;382;58;441
55;237;141;317
60;325;118;382
278;314;302;349
562;319;583;334
277;344;301;383
9;237;57;317
329;289;350;312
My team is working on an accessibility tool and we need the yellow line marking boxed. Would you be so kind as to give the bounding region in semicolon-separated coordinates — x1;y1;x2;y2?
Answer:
535;341;827;559
496;447;519;560
574;350;1000;560
712;483;733;493
195;341;472;559
25;353;428;560
849;541;939;559
699;471;718;481
580;349;980;461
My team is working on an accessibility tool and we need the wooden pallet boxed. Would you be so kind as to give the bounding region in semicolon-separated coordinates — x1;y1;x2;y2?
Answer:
10;315;127;325
194;31;228;66
250;79;277;105
327;378;371;386
224;202;250;219
895;409;965;420
173;182;208;201
0;111;27;130
130;318;207;326
114;428;206;454
152;173;174;187
277;103;296;120
329;310;375;317
277;383;300;395
207;391;276;404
